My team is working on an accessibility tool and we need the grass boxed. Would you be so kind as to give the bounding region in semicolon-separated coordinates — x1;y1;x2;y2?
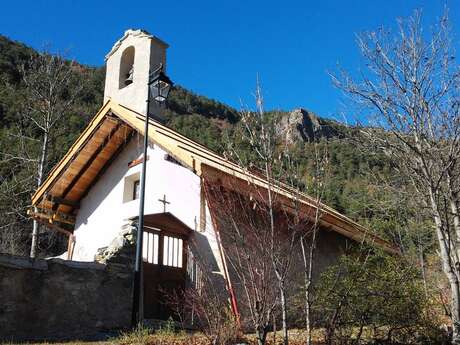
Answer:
1;325;326;345
1;330;324;345
1;324;446;344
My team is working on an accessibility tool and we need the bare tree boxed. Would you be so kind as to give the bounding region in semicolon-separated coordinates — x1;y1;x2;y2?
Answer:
18;51;82;258
332;10;460;344
218;82;309;345
0;128;36;255
166;252;239;345
294;140;330;345
204;182;278;345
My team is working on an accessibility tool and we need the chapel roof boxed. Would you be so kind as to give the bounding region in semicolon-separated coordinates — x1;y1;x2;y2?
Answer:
30;100;400;255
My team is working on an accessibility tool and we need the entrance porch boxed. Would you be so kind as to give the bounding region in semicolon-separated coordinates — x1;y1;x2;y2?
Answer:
141;212;191;320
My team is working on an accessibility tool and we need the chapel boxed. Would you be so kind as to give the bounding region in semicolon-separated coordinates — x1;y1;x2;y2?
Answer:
29;29;397;321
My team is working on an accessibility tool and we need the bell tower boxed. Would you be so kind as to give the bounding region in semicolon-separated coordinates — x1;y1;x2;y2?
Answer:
104;29;169;115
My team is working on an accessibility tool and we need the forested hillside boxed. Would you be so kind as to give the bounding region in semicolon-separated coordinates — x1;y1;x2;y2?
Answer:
4;7;459;342
0;35;432;259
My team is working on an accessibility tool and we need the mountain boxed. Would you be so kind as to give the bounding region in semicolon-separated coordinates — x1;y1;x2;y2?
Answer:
0;35;419;257
277;108;345;144
0;35;349;152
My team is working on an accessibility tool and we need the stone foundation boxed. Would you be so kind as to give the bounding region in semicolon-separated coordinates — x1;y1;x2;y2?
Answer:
0;224;136;341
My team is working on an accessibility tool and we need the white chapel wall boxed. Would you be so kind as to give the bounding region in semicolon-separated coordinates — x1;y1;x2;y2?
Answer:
72;134;223;275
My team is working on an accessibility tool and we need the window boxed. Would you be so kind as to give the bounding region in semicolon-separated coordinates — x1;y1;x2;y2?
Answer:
122;172;140;203
163;235;183;268
142;231;184;268
142;232;159;265
133;180;140;200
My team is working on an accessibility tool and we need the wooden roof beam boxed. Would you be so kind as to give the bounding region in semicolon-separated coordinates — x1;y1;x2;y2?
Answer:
27;207;76;226
31;216;73;237
32;100;114;206
46;195;80;209
52;119;125;211
79;128;135;201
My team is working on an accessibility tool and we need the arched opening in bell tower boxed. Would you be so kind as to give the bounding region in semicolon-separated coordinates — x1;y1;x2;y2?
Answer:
119;46;135;89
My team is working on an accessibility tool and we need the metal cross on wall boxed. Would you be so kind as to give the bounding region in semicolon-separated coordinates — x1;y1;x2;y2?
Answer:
158;194;170;212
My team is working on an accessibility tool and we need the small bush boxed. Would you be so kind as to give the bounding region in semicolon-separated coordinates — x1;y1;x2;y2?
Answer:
156;317;177;337
315;253;445;344
117;324;152;345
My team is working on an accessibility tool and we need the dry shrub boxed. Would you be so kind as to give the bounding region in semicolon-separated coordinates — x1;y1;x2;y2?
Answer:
117;324;152;345
164;262;239;345
315;253;447;344
144;333;209;345
166;287;239;345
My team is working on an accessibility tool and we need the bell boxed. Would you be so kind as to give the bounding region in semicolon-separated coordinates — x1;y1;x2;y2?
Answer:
124;66;134;86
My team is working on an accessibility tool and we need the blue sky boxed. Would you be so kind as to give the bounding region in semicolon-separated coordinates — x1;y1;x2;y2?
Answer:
1;0;459;121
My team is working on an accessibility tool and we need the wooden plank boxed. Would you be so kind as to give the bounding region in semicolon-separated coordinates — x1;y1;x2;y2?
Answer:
67;235;76;260
51;119;124;211
27;207;76;225
79;128;135;200
32;100;113;205
128;156;149;168
46;195;80;209
70;127;134;200
109;103;196;171
28;211;74;236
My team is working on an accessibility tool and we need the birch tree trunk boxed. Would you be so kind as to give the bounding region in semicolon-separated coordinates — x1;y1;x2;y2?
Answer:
301;234;315;345
256;327;268;345
30;130;48;258
276;275;288;345
19;51;82;258
419;244;428;297
430;190;460;343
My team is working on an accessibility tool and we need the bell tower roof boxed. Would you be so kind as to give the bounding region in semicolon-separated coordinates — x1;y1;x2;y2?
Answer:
103;28;169;115
105;29;168;61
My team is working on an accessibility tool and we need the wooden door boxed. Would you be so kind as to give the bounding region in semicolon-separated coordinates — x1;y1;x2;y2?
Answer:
142;228;187;320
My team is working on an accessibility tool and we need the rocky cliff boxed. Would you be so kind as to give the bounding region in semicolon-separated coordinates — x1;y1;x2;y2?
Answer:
278;108;342;144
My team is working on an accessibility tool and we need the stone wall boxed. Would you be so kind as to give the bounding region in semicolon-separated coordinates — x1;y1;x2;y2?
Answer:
0;224;136;342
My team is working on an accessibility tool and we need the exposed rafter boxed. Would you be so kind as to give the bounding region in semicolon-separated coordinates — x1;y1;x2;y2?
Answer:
27;207;76;226
51;118;125;211
46;195;80;209
79;129;135;201
31;101;114;206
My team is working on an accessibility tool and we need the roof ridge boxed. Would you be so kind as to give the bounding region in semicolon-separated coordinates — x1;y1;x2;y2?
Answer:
105;29;168;61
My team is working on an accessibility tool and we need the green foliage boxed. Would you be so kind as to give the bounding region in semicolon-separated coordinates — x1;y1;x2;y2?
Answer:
0;35;437;265
166;114;224;152
0;35;35;84
315;253;445;344
0;36;34;125
0;36;240;257
0;30;448;345
167;85;239;123
156;317;177;336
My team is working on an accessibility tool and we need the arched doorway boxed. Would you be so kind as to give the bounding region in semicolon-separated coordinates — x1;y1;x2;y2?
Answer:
141;212;191;319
